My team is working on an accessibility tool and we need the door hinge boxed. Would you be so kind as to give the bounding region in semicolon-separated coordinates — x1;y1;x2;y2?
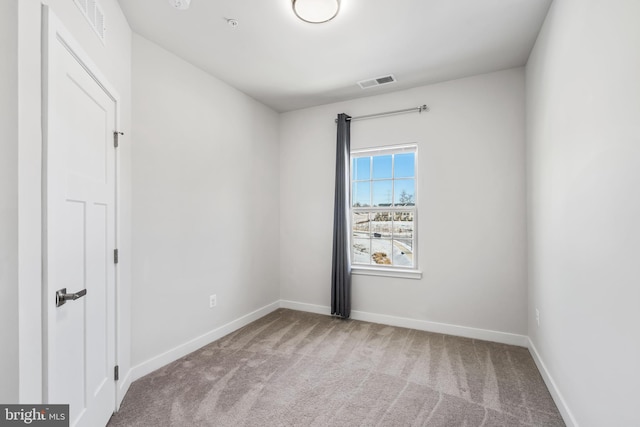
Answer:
114;365;119;381
113;131;124;148
114;249;119;264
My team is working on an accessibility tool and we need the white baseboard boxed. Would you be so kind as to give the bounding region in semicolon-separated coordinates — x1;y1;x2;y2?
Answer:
528;338;578;427
351;310;529;347
128;301;280;383
279;300;330;315
279;300;528;347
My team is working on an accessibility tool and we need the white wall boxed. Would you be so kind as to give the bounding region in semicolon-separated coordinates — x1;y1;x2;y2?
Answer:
130;35;280;367
280;68;528;337
17;0;132;403
526;0;640;425
0;0;19;404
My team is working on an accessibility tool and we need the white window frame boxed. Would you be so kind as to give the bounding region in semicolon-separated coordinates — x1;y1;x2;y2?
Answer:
350;143;422;279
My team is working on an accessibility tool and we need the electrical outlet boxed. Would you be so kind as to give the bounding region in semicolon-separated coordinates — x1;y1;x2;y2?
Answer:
209;294;217;308
535;308;540;327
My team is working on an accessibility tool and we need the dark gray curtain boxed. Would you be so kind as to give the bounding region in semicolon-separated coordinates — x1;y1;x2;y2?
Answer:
331;113;351;318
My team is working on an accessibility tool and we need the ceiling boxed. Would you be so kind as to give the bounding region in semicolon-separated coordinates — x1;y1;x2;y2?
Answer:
117;0;552;112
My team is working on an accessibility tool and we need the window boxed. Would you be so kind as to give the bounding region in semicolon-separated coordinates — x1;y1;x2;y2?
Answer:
351;144;417;273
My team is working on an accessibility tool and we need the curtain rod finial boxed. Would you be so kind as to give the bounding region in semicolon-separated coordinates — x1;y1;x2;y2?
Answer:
419;104;430;113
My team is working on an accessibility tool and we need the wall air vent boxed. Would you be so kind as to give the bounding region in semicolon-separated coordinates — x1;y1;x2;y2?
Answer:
74;0;106;44
357;74;397;89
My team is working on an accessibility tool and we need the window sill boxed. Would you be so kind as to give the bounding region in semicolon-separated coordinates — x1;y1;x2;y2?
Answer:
351;266;422;280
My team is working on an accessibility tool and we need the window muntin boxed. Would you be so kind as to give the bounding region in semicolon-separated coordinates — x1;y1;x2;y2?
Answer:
351;145;417;269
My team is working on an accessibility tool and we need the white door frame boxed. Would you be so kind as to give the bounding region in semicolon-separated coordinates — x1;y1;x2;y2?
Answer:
41;4;122;412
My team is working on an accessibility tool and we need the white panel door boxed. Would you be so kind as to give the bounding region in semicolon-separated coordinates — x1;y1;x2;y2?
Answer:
43;8;117;427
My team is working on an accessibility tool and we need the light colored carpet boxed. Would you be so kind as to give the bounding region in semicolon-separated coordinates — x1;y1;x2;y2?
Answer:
109;309;564;426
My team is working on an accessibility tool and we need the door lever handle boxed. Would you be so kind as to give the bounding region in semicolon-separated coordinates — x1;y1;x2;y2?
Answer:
56;288;87;307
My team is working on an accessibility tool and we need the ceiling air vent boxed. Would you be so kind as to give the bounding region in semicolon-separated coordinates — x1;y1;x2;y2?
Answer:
357;74;397;89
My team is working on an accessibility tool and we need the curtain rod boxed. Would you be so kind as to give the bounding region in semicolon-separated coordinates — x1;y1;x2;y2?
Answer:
335;104;429;123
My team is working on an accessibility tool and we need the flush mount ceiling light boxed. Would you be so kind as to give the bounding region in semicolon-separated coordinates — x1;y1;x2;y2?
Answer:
169;0;190;10
292;0;340;24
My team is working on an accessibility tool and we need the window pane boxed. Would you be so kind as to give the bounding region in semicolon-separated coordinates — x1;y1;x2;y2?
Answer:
352;182;370;207
394;153;415;178
392;245;413;267
371;240;393;265
371;212;392;239
353;157;371;180
352;238;371;265
394;179;415;206
393;212;414;239
372;180;392;206
392;212;414;267
372;155;392;179
352;212;370;237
